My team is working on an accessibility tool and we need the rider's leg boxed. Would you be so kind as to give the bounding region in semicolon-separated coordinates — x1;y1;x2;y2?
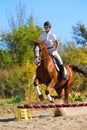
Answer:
59;64;68;80
52;51;68;80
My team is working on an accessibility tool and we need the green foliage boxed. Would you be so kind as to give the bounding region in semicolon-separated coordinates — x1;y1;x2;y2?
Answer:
0;50;12;68
61;43;87;65
4;96;24;104
0;14;43;101
0;67;24;98
1;25;43;67
72;22;87;46
70;92;83;102
0;61;36;99
72;73;87;92
59;43;87;94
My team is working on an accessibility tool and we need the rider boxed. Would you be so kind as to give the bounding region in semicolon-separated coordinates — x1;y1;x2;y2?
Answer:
39;21;68;80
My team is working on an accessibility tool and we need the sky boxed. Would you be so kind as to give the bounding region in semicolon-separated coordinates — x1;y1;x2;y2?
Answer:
0;0;87;43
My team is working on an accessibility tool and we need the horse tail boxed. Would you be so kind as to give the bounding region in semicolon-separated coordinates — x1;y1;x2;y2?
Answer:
69;64;87;77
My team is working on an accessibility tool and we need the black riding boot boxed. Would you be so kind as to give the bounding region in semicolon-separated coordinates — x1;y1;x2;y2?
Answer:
59;64;68;80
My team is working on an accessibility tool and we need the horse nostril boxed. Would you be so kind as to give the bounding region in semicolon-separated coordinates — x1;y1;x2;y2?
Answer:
38;61;40;65
34;58;41;66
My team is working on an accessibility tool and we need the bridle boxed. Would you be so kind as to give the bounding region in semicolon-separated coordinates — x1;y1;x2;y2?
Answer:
34;43;51;66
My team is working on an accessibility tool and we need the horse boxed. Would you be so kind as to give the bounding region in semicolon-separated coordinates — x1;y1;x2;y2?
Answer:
33;40;87;104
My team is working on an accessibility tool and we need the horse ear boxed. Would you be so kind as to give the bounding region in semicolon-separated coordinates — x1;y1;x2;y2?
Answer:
33;40;37;45
37;40;42;43
33;40;42;44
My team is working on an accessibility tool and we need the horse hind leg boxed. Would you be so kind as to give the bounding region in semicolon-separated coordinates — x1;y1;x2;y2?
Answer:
56;86;71;104
54;87;66;116
64;83;73;104
34;78;44;101
55;87;65;101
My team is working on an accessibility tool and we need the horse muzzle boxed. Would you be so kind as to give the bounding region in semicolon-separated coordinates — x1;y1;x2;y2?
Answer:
34;57;41;66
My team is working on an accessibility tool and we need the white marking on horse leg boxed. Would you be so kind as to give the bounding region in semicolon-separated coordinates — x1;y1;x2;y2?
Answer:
47;94;52;101
35;86;41;95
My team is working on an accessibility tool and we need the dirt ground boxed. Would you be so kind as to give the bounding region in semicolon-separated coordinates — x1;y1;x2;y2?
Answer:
0;103;87;130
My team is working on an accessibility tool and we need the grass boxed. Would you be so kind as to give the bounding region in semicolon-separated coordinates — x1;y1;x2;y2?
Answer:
69;92;84;103
0;95;24;104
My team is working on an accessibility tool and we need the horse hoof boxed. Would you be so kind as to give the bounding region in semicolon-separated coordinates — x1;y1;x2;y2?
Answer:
50;98;54;103
39;94;44;101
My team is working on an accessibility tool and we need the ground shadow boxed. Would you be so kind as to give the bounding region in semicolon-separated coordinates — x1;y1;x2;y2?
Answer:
0;118;15;122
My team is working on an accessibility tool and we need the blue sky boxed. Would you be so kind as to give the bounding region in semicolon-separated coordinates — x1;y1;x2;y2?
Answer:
0;0;87;43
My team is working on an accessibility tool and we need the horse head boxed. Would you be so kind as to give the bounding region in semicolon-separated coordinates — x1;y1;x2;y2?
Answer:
33;40;49;66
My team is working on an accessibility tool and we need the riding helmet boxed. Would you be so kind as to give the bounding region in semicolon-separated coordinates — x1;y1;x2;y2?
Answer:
44;21;51;28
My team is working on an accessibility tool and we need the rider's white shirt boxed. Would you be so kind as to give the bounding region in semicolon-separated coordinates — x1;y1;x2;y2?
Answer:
39;32;57;52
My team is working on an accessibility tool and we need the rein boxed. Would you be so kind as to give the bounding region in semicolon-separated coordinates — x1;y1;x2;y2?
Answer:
41;55;51;61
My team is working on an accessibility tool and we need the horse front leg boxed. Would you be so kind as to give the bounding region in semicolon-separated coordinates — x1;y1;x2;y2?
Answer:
45;78;56;103
34;78;44;101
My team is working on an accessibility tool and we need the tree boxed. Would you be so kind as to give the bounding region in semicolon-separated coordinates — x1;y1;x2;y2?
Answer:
0;50;11;68
0;2;43;67
1;24;43;66
72;22;87;46
7;2;26;31
61;42;87;93
27;15;35;27
61;42;87;65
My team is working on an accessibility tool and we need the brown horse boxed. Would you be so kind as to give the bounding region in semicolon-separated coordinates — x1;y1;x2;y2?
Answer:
33;40;87;103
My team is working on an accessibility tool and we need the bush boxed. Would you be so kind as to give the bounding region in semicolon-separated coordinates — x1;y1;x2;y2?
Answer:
0;62;36;100
70;92;83;102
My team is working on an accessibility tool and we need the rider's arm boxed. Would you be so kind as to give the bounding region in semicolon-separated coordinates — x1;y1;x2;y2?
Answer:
55;39;60;51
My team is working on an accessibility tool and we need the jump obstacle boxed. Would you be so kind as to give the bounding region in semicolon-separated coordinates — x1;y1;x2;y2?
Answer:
16;102;87;120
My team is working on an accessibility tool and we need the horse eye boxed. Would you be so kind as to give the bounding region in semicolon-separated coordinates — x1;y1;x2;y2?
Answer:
39;49;42;52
